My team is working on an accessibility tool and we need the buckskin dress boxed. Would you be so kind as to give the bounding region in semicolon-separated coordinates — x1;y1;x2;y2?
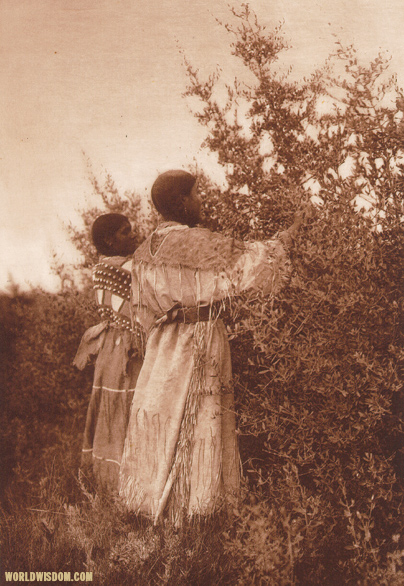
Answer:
119;222;292;523
74;255;144;491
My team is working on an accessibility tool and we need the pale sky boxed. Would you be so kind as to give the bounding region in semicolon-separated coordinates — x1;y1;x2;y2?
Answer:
1;0;404;291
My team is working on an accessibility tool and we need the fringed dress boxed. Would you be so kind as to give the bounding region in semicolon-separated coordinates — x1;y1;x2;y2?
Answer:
119;223;291;523
74;256;144;492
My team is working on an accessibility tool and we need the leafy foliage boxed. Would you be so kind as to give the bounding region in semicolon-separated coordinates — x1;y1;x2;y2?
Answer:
0;288;93;499
183;5;404;583
1;5;404;585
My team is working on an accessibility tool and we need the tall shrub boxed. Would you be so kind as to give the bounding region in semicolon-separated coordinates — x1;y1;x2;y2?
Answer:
183;5;404;583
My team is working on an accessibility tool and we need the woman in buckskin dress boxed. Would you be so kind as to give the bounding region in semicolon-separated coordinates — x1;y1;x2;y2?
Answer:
119;171;302;523
74;214;144;492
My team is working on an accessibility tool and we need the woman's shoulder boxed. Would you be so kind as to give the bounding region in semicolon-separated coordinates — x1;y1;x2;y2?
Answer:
92;255;132;277
96;255;130;268
92;256;132;290
135;224;246;271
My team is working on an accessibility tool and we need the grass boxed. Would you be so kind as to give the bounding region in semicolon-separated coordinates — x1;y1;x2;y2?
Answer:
2;416;403;586
0;409;243;586
1;290;403;585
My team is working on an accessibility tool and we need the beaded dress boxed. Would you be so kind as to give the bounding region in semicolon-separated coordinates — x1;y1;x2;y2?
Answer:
119;223;292;523
74;255;144;491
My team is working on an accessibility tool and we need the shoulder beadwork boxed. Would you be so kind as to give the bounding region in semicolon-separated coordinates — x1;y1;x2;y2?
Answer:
92;258;133;331
135;225;246;271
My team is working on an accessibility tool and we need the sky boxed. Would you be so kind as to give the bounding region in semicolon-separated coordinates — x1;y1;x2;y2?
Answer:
1;0;404;292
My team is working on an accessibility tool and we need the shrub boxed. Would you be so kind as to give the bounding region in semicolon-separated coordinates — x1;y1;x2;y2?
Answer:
182;6;404;582
0;288;94;500
1;7;404;584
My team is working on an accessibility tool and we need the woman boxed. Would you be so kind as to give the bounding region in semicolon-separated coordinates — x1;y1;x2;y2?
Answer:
74;213;144;492
119;171;302;523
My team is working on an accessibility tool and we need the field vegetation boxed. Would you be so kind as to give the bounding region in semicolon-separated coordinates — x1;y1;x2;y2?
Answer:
1;6;403;585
